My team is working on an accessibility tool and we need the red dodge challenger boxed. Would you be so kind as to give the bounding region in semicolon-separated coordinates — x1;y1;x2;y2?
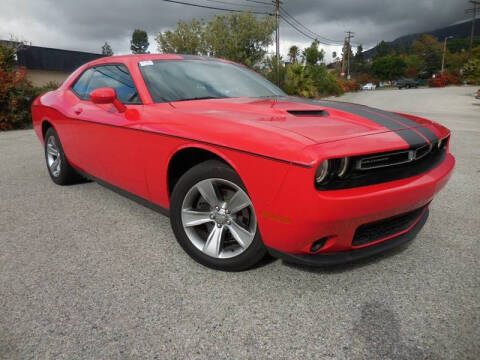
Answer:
32;54;454;271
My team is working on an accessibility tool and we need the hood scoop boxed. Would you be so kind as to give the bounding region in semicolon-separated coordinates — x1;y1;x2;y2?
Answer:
287;110;329;117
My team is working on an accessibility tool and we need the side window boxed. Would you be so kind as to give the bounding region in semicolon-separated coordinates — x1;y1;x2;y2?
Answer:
85;65;141;104
71;68;94;99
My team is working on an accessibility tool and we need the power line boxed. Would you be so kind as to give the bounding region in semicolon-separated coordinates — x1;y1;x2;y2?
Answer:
201;0;270;8
279;14;317;42
243;0;272;5
280;8;344;45
161;0;273;15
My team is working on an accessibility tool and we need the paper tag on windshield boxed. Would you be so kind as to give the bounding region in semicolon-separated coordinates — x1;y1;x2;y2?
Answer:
139;60;153;67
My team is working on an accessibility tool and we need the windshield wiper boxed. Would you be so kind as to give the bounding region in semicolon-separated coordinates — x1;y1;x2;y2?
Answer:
174;96;228;102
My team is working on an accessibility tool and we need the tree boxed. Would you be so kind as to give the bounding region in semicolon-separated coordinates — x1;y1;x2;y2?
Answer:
262;55;286;88
130;29;149;54
101;42;113;56
370;55;407;81
156;12;275;68
445;51;469;72
354;45;364;64
306;63;343;96
447;38;480;53
284;63;316;97
412;34;442;76
374;41;389;59
288;45;300;64
302;40;324;65
473;44;480;60
203;12;275;68
402;54;424;78
462;59;480;84
352;44;365;73
156;19;206;55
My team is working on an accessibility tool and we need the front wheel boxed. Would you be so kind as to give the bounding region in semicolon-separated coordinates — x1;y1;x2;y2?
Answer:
170;160;266;271
44;127;83;185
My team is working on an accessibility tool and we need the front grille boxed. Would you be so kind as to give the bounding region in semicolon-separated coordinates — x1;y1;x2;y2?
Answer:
318;141;447;190
352;206;426;247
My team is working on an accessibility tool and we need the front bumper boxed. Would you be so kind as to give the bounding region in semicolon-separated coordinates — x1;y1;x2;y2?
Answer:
268;208;428;266
257;152;454;257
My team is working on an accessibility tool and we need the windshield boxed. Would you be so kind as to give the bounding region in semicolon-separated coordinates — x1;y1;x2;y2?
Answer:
139;60;285;103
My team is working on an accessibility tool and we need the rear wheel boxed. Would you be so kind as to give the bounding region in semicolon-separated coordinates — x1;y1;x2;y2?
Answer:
170;160;266;271
44;127;83;185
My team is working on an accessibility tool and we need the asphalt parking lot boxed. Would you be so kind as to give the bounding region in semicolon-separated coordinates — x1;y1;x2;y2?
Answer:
1;86;479;359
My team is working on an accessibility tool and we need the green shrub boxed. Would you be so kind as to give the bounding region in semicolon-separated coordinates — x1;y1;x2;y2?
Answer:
284;63;317;98
308;65;344;96
462;59;480;84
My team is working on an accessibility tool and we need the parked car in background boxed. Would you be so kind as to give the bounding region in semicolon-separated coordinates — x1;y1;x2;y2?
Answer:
397;78;419;89
362;82;376;91
476;89;480;99
32;54;454;271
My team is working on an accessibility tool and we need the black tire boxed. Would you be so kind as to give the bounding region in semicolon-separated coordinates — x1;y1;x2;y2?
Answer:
170;160;267;271
44;127;83;185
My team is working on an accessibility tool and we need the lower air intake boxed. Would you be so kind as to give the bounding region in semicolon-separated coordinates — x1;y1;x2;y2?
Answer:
352;206;426;247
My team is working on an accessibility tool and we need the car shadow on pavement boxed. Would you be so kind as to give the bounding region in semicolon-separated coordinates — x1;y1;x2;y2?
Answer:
279;241;413;274
345;300;444;360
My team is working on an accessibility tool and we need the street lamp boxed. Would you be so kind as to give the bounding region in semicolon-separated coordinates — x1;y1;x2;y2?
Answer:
441;36;454;73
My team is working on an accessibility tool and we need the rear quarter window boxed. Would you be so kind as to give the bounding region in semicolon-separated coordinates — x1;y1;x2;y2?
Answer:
71;68;94;99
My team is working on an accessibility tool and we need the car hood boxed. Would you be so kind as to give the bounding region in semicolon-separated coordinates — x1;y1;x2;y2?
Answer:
170;96;438;146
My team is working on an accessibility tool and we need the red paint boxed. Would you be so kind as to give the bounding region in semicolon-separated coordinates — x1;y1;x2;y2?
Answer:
32;54;454;256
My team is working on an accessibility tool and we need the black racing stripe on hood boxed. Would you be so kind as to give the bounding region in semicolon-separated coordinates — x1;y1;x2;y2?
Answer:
368;107;438;143
284;97;426;147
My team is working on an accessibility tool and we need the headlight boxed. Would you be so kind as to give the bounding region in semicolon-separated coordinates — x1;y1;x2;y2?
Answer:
437;138;443;149
437;136;450;150
337;157;350;178
315;160;330;185
315;157;351;187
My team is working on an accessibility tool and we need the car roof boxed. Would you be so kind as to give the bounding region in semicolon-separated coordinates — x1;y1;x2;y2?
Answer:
87;53;225;67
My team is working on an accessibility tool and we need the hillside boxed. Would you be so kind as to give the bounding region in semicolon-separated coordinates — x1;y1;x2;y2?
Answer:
364;20;477;58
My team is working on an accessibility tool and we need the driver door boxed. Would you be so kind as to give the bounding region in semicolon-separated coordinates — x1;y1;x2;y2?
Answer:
71;64;148;199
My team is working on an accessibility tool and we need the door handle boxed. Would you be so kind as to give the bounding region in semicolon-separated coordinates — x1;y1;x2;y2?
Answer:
74;108;83;115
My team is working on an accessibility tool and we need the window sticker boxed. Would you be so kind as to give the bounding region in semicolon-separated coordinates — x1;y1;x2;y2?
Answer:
139;60;154;67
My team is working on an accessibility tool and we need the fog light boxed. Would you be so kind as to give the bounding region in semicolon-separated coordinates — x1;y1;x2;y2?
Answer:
310;237;328;252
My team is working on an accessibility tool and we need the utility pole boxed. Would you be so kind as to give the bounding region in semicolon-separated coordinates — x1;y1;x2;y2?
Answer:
274;0;280;86
345;31;354;79
341;37;347;76
441;36;453;72
465;0;480;54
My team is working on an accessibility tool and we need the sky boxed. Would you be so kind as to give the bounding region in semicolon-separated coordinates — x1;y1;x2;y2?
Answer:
0;0;473;62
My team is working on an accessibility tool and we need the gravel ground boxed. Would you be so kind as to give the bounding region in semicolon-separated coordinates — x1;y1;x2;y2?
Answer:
1;86;479;359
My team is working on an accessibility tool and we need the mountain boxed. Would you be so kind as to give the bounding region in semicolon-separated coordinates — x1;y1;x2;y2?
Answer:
364;20;476;58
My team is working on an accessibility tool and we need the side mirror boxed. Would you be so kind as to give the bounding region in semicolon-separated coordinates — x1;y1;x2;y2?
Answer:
90;87;126;113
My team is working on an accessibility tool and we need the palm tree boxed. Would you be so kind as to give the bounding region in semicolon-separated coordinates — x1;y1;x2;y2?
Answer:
288;45;300;64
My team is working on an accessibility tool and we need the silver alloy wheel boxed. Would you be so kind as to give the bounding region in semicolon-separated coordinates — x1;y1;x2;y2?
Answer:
181;178;257;259
46;135;61;177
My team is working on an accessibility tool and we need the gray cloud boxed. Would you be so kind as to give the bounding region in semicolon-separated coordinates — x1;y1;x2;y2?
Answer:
0;0;469;58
